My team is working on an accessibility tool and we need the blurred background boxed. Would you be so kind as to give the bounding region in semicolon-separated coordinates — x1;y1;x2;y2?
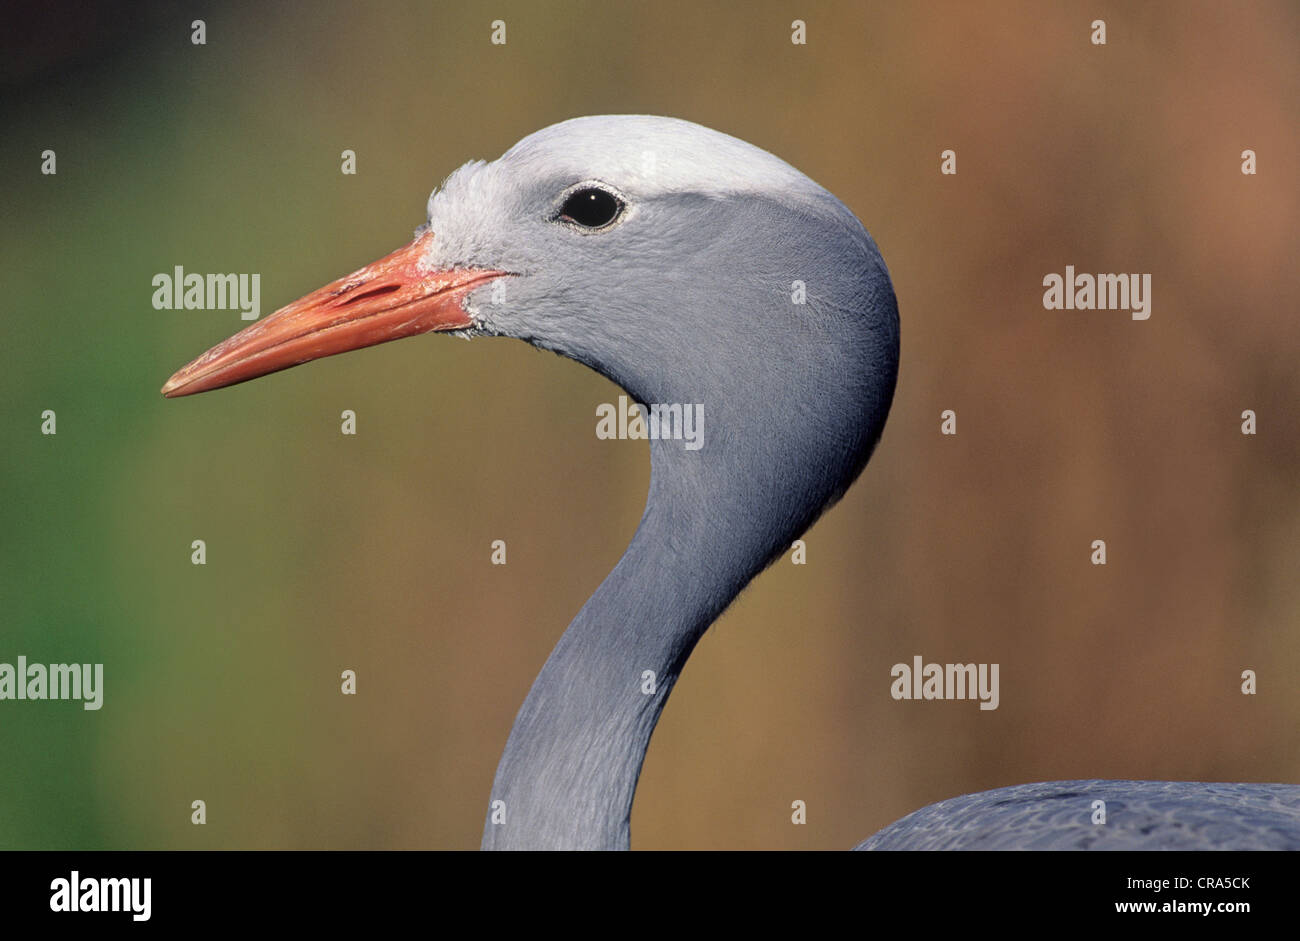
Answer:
1;0;1296;850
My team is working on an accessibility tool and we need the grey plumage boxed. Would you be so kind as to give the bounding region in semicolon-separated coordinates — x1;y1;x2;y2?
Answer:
857;780;1300;850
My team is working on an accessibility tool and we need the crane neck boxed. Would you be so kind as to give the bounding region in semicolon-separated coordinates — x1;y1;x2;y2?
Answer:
479;243;898;848
480;433;783;849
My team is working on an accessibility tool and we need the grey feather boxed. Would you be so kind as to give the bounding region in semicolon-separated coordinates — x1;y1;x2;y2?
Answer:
857;781;1300;850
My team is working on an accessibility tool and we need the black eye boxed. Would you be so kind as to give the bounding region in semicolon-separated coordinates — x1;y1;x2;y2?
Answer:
558;187;624;229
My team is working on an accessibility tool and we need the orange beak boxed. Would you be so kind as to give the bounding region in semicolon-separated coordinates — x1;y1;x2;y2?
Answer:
161;231;507;397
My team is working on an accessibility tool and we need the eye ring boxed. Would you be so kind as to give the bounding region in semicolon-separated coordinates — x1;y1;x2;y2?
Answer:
553;182;627;232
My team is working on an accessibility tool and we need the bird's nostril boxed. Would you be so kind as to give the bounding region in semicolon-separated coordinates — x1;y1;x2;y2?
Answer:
339;283;402;305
